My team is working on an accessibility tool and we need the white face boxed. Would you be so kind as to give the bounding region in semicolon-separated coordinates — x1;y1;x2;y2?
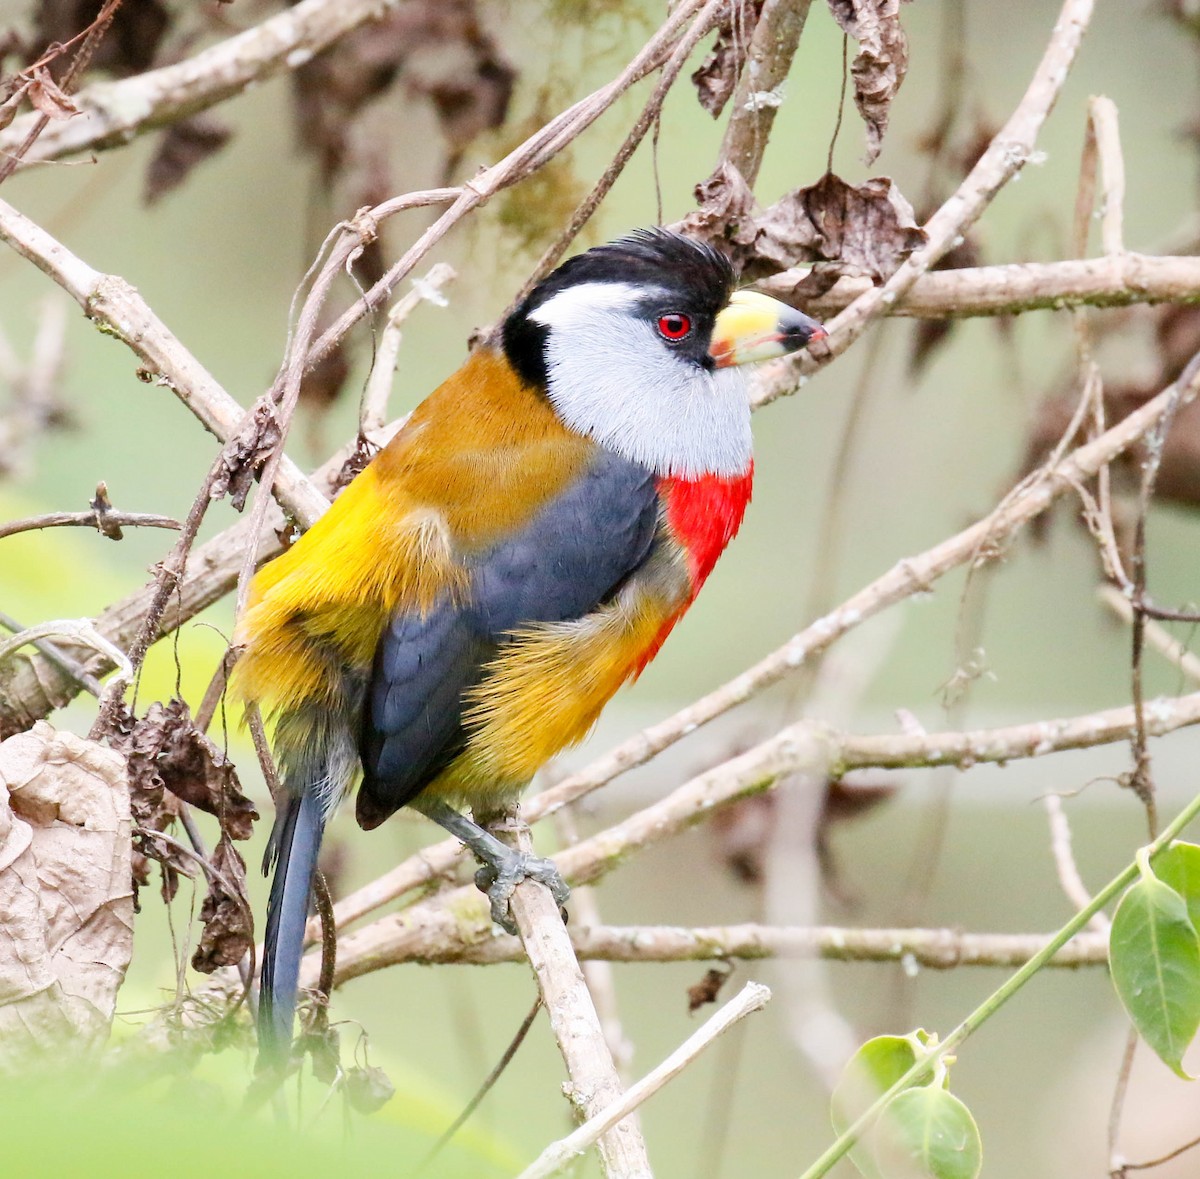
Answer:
529;282;753;480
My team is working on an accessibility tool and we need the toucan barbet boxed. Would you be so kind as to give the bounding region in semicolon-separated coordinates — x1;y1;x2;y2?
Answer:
233;228;827;1063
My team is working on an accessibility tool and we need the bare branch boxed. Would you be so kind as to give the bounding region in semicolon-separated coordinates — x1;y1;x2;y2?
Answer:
717;0;814;188
0;0;434;171
0;510;180;541
759;253;1200;319
1089;95;1126;256
411;924;1109;971
503;817;653;1177
0;194;330;527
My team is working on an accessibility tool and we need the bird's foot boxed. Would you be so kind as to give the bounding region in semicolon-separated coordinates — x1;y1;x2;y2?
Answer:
475;850;570;935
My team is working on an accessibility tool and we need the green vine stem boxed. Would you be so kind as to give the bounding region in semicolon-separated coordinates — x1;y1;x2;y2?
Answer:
796;789;1200;1179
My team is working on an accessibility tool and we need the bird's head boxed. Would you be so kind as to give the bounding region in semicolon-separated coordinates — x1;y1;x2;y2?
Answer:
501;228;826;479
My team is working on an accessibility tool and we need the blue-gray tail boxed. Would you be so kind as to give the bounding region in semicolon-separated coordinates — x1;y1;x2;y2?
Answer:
259;787;326;1068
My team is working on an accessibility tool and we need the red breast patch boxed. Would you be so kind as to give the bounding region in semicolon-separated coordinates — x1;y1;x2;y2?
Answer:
657;464;754;595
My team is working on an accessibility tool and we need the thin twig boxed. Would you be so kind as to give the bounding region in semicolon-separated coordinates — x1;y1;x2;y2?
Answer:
0;509;180;541
516;982;771;1179
0;0;438;170
1121;1126;1200;1173
359;263;456;441
416;997;543;1176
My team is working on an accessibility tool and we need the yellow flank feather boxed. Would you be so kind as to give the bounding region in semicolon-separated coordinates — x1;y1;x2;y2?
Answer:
427;548;692;805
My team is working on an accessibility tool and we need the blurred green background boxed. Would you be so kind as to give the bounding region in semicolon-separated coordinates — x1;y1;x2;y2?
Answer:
3;0;1200;1175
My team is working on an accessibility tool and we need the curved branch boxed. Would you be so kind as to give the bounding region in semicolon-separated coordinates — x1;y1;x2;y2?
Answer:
0;0;419;170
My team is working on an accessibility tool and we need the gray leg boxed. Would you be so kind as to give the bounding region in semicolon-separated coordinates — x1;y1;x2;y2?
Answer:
416;799;569;934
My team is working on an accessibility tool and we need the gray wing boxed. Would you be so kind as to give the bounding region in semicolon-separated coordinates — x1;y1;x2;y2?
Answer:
357;449;659;826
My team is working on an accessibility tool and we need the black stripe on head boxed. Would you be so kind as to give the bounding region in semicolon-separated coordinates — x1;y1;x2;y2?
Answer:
502;229;736;389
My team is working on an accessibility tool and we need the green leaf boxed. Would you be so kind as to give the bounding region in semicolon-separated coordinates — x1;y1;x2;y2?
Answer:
1109;872;1200;1078
1152;842;1200;935
831;1032;937;1179
871;1087;982;1179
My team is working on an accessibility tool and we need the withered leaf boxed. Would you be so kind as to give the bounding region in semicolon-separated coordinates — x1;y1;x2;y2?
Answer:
210;401;282;512
108;698;257;907
681;160;759;255
691;0;765;118
108;702;186;904
0;722;133;1070
144;116;232;205
191;834;253;974
748;171;925;283
687;965;733;1014
26;66;79;120
344;1065;396;1114
125;697;256;840
293;1;514;187
826;0;910;163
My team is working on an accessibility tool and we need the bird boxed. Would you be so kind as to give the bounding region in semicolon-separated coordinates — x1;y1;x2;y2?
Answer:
233;228;826;1066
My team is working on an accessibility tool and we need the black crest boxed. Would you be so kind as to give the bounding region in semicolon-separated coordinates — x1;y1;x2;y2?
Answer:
502;230;736;389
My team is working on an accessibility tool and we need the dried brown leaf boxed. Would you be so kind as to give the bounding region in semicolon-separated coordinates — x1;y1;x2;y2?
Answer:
685;169;925;286
293;0;514;187
26;66;80;120
211;401;282;512
691;0;765;118
681;160;760;256
748;171;926;282
687;965;733;1014
0;722;132;1069
191;834;253;974
109;698;257;907
144;116;232;205
826;0;910;163
127;698;256;838
344;1065;396;1114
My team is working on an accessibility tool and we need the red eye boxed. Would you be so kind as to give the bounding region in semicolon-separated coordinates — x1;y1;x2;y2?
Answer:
657;313;692;341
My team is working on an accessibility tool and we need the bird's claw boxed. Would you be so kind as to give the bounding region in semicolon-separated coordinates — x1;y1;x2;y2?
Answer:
475;851;570;935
